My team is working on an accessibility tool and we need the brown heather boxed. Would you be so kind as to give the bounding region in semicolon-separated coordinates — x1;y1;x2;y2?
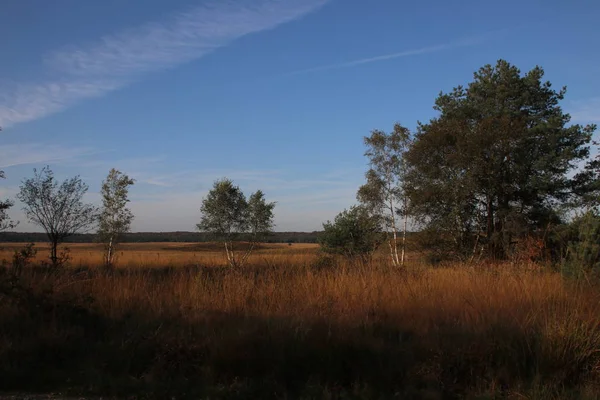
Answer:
0;243;599;399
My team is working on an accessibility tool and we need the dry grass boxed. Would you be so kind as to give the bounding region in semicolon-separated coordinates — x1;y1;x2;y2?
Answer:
0;242;599;399
0;242;320;269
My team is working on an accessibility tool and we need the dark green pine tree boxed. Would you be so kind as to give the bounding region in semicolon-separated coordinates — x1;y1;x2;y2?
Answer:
405;60;597;259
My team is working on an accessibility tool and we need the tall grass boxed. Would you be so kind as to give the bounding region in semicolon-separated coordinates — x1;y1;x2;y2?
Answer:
0;249;599;398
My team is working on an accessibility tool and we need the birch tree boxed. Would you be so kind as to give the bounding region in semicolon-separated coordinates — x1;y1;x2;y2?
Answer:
357;123;412;267
17;166;99;267
241;190;275;265
98;168;135;268
197;178;275;268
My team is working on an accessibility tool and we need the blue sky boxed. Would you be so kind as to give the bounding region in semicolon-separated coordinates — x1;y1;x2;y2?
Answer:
1;0;599;232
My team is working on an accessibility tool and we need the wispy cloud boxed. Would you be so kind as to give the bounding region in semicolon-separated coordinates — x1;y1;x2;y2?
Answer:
0;0;330;128
284;35;493;76
0;143;99;169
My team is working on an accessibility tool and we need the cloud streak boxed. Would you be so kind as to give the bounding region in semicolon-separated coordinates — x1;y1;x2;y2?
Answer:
285;35;492;76
0;143;100;169
0;0;329;128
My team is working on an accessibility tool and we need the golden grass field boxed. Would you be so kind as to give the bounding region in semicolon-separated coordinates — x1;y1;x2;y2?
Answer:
0;242;321;268
1;241;599;399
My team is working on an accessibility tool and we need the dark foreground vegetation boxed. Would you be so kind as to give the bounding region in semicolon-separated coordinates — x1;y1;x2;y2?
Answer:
1;256;600;399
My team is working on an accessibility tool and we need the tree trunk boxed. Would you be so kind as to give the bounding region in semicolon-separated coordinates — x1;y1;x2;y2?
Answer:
239;235;257;268
106;236;114;267
401;203;407;267
387;236;395;265
486;195;494;239
498;196;510;259
50;237;59;268
389;198;400;267
382;174;401;267
224;241;232;267
486;194;495;258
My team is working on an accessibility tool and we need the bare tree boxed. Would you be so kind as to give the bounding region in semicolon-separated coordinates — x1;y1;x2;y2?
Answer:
17;166;99;267
357;123;412;267
98;168;135;268
197;178;275;268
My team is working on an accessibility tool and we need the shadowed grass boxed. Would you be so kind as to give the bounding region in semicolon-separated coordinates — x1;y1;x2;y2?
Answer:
0;253;599;398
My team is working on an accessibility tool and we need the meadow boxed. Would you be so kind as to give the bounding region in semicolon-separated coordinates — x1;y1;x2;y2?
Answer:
1;242;599;399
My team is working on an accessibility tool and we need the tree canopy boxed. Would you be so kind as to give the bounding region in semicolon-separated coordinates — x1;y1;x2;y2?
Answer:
405;59;597;259
319;205;383;263
98;168;135;267
198;178;275;267
357;123;412;266
17;166;99;267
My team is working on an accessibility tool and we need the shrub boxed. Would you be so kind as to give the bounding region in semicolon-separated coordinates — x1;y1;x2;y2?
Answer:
11;243;37;275
561;211;600;280
318;206;383;263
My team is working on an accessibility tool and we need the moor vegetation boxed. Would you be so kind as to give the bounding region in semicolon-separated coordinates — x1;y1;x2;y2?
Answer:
1;253;600;399
1;59;600;399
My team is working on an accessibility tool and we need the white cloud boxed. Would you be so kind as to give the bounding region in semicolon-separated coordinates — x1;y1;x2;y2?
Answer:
0;0;330;128
0;143;98;169
284;35;488;76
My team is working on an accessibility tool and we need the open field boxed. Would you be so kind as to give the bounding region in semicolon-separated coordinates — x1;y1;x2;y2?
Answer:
0;242;321;269
1;243;600;399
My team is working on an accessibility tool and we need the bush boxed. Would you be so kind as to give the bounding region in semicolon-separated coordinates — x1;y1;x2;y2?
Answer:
311;253;337;271
562;210;600;280
318;206;383;263
11;243;37;275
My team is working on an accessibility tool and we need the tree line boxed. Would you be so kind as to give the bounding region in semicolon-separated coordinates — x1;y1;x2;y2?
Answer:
0;166;277;268
0;167;136;268
319;59;599;275
2;59;599;273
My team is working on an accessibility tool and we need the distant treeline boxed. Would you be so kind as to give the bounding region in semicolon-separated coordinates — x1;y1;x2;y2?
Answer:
0;231;321;244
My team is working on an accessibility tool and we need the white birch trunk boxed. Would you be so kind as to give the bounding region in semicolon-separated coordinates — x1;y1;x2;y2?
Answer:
401;206;407;267
106;236;113;267
389;196;400;267
224;241;234;267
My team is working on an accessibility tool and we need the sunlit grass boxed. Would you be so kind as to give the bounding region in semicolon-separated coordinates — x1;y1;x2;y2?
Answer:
0;242;599;398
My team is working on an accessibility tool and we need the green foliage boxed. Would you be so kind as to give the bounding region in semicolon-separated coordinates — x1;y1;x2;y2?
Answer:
17;166;99;267
357;123;412;266
247;190;276;242
411;227;457;264
405;59;596;260
98;169;135;267
562;210;600;280
573;140;600;208
318;206;383;263
197;178;275;267
198;179;248;240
